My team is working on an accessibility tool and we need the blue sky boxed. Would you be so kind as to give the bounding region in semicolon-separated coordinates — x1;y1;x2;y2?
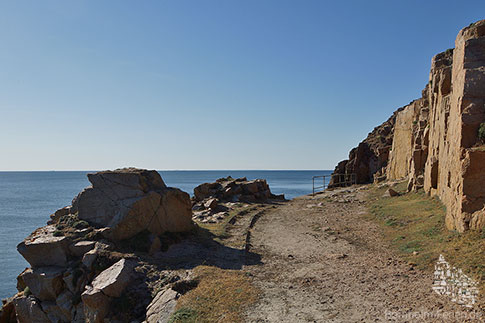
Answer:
1;1;484;170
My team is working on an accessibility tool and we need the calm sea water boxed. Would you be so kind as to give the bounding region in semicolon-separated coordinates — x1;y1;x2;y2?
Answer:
0;170;330;299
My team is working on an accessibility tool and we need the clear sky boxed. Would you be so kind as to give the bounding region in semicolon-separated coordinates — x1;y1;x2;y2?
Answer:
1;1;484;171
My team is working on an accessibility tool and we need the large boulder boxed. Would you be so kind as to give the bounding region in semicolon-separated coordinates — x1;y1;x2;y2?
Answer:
81;286;111;323
12;294;50;323
17;225;69;268
89;258;135;298
71;168;193;241
82;258;135;323
20;266;65;301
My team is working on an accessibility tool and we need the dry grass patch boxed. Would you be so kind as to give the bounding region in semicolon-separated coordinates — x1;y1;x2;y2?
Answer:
366;181;485;295
169;266;258;323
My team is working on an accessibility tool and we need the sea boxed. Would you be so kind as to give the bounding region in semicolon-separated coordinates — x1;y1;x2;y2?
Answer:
0;170;331;300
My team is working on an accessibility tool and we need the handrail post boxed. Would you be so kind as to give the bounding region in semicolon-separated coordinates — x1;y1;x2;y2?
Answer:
312;177;315;196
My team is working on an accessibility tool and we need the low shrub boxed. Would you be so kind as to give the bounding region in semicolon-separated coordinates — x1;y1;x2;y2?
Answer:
478;123;485;142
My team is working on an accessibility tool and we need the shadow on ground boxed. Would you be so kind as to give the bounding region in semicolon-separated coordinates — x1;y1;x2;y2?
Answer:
138;226;262;271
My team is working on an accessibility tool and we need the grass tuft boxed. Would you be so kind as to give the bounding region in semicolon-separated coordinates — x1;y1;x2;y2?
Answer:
169;307;198;323
170;266;258;323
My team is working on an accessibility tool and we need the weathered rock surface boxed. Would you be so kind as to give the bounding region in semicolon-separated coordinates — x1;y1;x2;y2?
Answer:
17;225;69;268
332;19;485;232
193;176;284;204
82;258;135;322
88;258;135;298
328;109;400;187
69;240;96;257
144;287;179;323
72;168;193;240
21;267;65;301
5;168;198;323
12;294;50;323
191;176;284;223
81;286;111;323
0;297;16;323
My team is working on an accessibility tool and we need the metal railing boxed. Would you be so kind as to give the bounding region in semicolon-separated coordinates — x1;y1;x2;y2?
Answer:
312;173;357;196
312;175;327;196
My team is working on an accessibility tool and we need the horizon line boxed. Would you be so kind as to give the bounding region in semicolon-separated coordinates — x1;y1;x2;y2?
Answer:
0;169;334;172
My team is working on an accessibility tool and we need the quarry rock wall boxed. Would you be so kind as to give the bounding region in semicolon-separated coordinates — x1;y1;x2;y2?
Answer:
332;20;485;232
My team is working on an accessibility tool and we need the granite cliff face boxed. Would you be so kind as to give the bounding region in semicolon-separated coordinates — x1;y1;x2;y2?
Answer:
328;109;400;187
332;20;485;232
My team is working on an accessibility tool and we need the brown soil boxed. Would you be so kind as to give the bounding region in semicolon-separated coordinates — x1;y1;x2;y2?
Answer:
243;186;482;322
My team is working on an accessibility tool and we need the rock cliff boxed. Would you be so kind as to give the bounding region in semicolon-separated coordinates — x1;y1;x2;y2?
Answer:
332;20;485;232
328;107;401;187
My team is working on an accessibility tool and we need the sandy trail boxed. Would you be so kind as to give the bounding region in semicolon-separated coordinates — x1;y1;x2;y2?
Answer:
244;187;478;322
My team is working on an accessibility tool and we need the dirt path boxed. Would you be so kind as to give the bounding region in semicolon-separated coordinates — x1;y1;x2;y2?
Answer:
244;187;478;322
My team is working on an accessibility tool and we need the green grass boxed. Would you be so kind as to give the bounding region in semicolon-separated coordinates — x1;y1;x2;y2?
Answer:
479;123;485;142
169;308;198;323
366;181;485;298
53;230;64;237
23;286;31;296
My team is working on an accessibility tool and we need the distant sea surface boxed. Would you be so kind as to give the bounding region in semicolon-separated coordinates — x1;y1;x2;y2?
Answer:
0;170;331;299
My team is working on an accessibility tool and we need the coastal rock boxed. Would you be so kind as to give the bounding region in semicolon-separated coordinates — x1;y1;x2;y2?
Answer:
72;168;192;241
17;225;69;268
69;240;96;258
204;198;219;210
81;286;111;323
0;297;16;323
82;249;98;270
193;177;283;204
21;266;65;301
40;300;70;323
71;303;85;323
55;290;73;321
144;287;178;323
12;294;50;323
89;258;135;298
328;112;398;187
48;206;72;225
16;269;28;292
81;259;135;322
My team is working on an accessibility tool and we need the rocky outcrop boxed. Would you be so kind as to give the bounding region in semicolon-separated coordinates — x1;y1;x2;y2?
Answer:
329;109;400;187
333;20;485;232
386;97;429;187
17;225;70;268
390;21;485;231
72;168;193;240
82;259;135;322
191;176;285;223
4;168;195;323
193;176;284;203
